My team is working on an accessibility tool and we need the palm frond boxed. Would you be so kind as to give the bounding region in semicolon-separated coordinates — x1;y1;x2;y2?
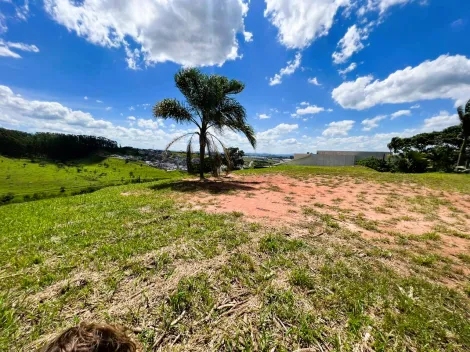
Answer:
208;132;233;170
458;106;465;121
186;134;195;174
153;99;193;123
165;132;197;151
205;135;222;177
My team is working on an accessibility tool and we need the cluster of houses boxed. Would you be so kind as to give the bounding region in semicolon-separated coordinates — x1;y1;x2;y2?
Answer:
111;148;389;171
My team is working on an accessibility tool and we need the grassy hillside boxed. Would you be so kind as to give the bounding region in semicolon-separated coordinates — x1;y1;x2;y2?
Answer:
0;155;183;204
1;167;469;350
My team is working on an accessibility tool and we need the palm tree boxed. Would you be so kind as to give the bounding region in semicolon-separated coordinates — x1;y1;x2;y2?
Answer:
456;99;470;168
153;68;256;180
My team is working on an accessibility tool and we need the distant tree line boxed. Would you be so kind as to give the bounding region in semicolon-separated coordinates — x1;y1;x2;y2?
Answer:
358;125;468;173
0;128;118;160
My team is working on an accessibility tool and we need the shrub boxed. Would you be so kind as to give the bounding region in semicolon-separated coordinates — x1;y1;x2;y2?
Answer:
357;157;391;172
390;151;429;173
0;192;15;204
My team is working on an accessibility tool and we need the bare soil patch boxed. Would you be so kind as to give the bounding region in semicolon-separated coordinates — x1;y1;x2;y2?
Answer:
183;174;470;265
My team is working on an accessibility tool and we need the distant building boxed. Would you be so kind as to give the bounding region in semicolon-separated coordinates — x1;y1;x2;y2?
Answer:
291;150;390;167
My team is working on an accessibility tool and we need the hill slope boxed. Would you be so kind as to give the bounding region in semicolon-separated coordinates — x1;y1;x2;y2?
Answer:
1;167;469;350
0;156;183;204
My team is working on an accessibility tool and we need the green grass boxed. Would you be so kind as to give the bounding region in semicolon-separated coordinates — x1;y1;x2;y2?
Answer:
0;155;182;204
1;165;470;350
237;165;470;194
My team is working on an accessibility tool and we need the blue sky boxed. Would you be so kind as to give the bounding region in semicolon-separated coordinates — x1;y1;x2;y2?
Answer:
0;0;469;154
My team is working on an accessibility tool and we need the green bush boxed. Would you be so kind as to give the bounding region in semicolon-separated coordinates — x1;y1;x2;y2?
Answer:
357;157;391;172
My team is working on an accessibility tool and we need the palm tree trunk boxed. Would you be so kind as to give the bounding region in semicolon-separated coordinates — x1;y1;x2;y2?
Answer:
199;133;206;180
457;137;467;167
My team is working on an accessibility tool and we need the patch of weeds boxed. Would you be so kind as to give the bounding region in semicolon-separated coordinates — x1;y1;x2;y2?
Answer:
230;211;244;218
464;285;470;297
457;253;470;264
373;206;389;214
167;273;214;319
221;253;258;287
332;198;343;204
302;207;320;216
354;214;379;232
313;202;325;208
284;196;294;202
289;267;315;290
259;234;304;254
319;214;340;229
265;184;282;192
412;254;438;267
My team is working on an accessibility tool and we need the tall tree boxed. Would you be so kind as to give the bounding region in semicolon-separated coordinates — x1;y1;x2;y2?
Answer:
153;68;256;179
457;99;470;167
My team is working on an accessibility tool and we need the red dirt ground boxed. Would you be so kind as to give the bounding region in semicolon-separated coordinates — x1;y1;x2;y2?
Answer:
183;174;470;264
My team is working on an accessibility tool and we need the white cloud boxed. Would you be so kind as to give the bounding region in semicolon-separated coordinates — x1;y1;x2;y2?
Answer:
44;0;251;68
296;104;325;115
300;101;309;106
422;111;459;132
258;113;271;119
243;31;253;42
0;39;39;58
105;106;112;111
127;116;136;121
332;25;368;64
84;96;88;100
5;41;39;53
390;109;411;119
410;104;420;109
332;55;470;110
359;0;416;15
338;62;357;76
137;118;164;129
0;46;21;58
322;120;355;136
129;106;135;111
361;115;386;131
96;100;103;103
269;52;302;86
264;0;351;49
307;77;321;86
256;123;298;141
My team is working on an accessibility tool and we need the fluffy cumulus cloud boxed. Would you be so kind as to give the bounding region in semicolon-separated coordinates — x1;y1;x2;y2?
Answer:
0;39;39;58
332;55;470;110
256;123;298;142
0;84;304;153
322;120;355;136
269;52;301;86
295;104;325;116
44;0;251;68
361;115;386;131
332;25;368;64
422;111;459;132
390;109;411;119
257;113;271;119
264;0;351;49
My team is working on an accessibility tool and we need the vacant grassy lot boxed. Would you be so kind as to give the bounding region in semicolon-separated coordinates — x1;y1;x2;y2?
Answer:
0;156;182;204
1;166;469;350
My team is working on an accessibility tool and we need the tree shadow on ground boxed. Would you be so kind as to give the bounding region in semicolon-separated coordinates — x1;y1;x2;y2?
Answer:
149;179;261;194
